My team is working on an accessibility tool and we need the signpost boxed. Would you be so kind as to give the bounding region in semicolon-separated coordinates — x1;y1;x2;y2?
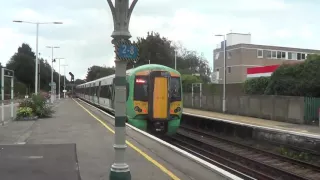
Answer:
1;68;14;126
107;0;139;179
69;72;74;97
116;43;139;60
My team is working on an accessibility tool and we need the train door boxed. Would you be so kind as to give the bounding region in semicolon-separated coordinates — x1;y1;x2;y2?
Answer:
97;81;101;104
148;71;170;121
93;83;98;104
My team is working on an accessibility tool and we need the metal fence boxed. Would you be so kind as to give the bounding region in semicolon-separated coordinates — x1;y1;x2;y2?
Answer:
304;97;320;125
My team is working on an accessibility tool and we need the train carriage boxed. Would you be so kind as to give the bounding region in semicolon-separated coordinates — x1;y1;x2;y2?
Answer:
75;64;183;136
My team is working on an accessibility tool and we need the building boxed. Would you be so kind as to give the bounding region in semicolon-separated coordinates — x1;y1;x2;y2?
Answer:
213;33;320;84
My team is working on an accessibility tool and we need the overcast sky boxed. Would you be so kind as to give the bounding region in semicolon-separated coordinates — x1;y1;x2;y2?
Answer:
0;0;318;80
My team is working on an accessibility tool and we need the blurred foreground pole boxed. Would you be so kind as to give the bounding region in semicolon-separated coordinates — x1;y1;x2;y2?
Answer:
107;0;139;179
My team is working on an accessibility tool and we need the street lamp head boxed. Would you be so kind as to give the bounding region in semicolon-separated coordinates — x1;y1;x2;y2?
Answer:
13;20;23;23
215;34;224;37
53;22;63;24
46;46;60;48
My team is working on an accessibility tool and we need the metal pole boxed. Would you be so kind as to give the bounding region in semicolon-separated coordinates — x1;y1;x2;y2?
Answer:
11;73;14;120
191;84;194;107
199;83;202;108
318;108;320;127
107;0;138;179
35;23;39;94
38;60;41;92
1;68;4;126
64;66;66;98
174;50;177;70
59;59;60;99
51;48;54;103
222;35;226;113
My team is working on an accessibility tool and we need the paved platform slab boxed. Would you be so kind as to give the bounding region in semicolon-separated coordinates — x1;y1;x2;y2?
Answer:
0;144;81;180
25;99;181;180
77;99;237;180
184;108;320;138
0;120;35;144
0;98;238;180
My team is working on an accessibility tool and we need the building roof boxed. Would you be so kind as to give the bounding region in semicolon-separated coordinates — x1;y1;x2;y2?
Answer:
214;43;320;53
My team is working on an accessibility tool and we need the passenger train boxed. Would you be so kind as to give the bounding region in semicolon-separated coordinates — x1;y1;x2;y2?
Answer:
75;64;183;136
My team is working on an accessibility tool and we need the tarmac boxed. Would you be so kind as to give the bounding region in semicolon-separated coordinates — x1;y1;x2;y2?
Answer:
0;98;236;180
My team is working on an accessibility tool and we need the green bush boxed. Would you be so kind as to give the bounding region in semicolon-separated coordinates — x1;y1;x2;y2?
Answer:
19;99;34;108
243;76;270;95
16;107;33;118
17;94;55;118
244;54;320;97
265;54;320;97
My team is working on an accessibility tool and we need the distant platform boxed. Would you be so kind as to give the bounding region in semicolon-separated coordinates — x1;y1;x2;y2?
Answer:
183;108;320;139
0;143;81;180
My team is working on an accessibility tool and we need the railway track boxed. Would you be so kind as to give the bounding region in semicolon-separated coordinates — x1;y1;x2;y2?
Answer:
167;125;320;180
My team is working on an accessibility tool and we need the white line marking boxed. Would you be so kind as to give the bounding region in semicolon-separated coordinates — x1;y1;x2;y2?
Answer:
183;112;320;139
77;98;243;180
27;156;43;159
15;142;26;145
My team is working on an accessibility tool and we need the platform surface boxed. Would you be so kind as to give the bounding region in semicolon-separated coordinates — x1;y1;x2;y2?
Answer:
0;98;236;180
0;144;80;180
184;108;320;138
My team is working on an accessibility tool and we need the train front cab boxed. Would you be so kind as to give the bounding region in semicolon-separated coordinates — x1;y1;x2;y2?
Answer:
130;70;182;136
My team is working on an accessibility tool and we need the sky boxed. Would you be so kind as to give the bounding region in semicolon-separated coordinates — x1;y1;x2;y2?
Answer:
0;0;319;80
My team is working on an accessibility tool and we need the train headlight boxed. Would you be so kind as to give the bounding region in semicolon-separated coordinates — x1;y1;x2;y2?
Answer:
134;106;142;113
174;107;181;113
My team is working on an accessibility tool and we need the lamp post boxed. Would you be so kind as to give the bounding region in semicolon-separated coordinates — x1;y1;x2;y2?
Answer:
46;46;60;103
12;20;62;94
174;50;177;70
61;64;68;98
38;53;42;92
215;34;226;113
106;0;139;179
55;58;64;99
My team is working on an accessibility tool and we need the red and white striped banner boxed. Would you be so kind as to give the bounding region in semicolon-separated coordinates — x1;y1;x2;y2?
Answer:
246;65;279;78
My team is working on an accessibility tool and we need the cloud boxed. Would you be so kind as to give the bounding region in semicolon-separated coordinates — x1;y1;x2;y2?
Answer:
1;0;319;80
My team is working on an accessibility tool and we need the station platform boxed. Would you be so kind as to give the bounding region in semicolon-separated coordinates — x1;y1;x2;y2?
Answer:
183;108;320;139
0;99;241;180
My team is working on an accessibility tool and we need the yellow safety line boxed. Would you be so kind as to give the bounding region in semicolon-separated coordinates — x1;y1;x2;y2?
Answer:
72;99;180;180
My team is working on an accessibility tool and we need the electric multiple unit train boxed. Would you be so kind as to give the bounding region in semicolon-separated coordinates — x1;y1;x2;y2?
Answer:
75;64;183;136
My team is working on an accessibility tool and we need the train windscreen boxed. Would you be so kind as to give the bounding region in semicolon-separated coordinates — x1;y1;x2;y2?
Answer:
170;77;181;101
134;76;148;101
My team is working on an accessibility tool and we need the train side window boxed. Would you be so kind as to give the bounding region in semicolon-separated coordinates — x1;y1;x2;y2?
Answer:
100;85;109;98
107;85;112;99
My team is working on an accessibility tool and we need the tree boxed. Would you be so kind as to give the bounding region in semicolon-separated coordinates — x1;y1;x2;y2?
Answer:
181;74;203;92
6;43;67;94
6;48;36;91
129;31;175;69
86;65;115;81
75;79;86;85
132;32;211;82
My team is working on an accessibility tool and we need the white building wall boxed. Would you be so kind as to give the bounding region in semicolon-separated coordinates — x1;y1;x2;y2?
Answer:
226;33;251;46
